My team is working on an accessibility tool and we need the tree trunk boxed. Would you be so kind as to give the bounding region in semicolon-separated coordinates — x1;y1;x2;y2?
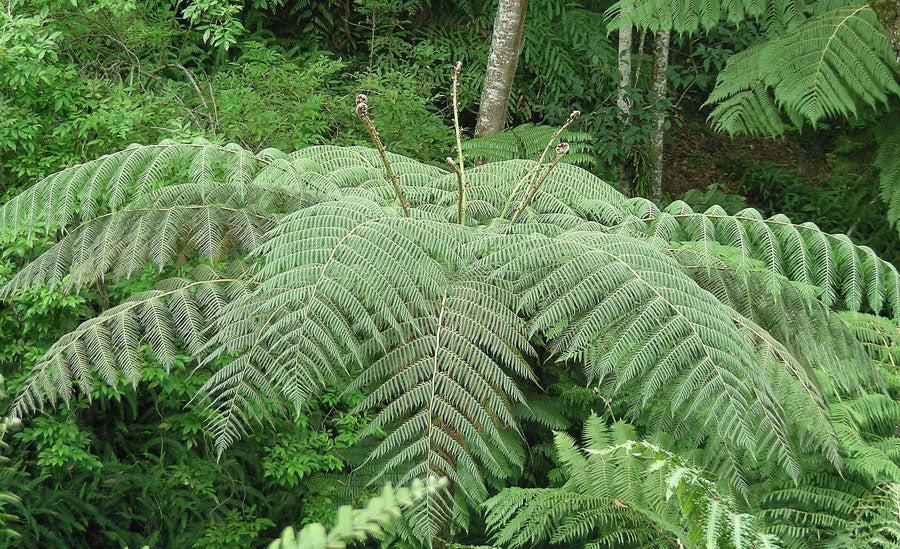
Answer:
870;0;900;64
616;6;635;196
649;29;670;204
474;0;528;138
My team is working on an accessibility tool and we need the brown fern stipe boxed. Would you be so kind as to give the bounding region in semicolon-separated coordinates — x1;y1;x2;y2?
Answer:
355;94;410;216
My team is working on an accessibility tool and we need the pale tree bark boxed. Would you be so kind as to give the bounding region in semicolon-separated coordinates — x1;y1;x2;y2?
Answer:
870;0;900;64
649;29;670;204
474;0;528;138
616;6;635;196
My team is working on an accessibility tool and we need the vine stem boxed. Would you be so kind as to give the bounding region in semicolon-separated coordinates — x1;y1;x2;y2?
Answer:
356;95;410;216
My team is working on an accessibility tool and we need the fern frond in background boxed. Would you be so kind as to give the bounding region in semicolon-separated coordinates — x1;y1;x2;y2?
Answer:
705;3;900;134
876;113;900;230
762;3;900;126
463;124;597;169
704;44;790;136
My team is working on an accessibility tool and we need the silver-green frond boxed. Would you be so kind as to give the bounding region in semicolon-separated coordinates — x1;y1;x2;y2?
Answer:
9;264;253;418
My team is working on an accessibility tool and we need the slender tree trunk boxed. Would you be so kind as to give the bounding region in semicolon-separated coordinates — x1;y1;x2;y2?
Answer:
474;0;528;138
650;29;670;204
633;28;647;86
870;0;900;64
616;7;634;196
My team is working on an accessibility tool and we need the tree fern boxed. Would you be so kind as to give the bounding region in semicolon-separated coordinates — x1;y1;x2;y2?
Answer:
3;142;897;545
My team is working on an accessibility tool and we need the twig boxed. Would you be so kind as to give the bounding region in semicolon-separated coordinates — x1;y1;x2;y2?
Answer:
355;94;410;216
501;110;580;218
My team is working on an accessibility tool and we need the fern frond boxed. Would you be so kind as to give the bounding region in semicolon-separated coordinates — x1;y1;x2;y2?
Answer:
838;311;900;369
485;418;779;548
846;483;900;547
671;244;878;393
876;112;900;232
605;0;803;34
0;140;270;236
632;201;900;317
9;264;252;418
269;477;449;549
704;43;791;136
1;186;278;296
479;228;810;477
762;3;900;126
198;198;469;454
348;272;536;539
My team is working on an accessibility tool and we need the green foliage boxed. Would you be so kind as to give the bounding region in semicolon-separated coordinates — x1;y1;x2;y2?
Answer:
705;3;900;134
2;138;898;545
2;0;900;546
269;477;448;549
681;183;748;214
0;377;21;542
463;124;596;169
608;0;900;239
485;416;779;548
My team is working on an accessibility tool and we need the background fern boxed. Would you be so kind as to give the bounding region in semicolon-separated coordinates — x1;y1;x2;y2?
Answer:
463;124;597;169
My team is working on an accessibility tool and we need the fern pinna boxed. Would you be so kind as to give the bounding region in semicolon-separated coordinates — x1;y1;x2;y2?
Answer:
2;138;899;546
